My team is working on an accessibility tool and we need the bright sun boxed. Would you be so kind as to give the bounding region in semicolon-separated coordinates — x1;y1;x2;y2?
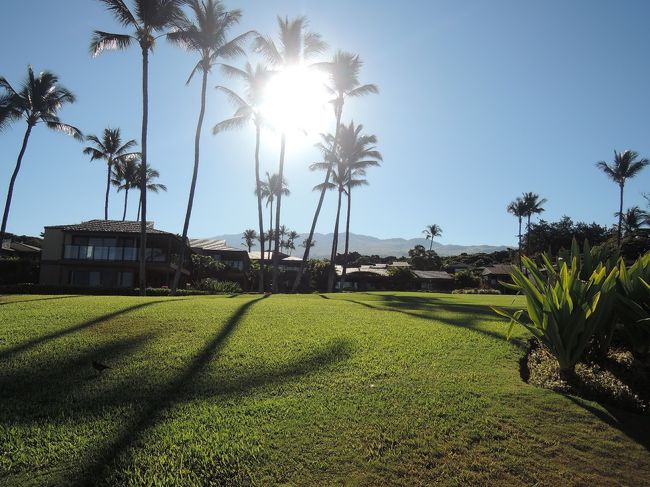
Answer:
260;65;331;139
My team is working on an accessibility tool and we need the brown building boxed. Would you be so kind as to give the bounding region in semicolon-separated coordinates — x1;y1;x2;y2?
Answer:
39;220;190;288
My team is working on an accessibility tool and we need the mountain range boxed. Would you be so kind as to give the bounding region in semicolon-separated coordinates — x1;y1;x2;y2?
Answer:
209;232;510;258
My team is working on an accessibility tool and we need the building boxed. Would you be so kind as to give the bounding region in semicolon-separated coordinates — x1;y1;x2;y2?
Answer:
190;239;250;271
1;239;41;263
411;270;454;290
482;264;515;289
39;220;190;288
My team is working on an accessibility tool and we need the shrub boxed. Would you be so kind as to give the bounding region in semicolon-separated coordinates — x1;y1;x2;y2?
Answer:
0;284;209;296
615;253;650;358
493;254;618;379
387;267;415;291
453;270;480;289
195;278;242;294
452;288;501;295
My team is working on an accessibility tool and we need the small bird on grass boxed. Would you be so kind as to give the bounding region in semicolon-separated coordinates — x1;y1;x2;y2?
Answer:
92;360;112;373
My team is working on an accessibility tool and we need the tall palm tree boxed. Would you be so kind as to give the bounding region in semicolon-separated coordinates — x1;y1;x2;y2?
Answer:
134;164;167;220
334;123;381;290
111;155;141;221
0;66;82;244
423;224;442;252
91;0;184;293
256;172;289;248
521;192;547;254
83;128;138;220
507;197;527;264
597;150;649;245
292;50;377;292
254;16;327;292
241;229;258;252
214;62;271;292
616;206;648;237
168;0;252;295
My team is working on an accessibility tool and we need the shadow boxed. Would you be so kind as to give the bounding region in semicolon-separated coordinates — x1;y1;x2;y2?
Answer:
80;295;352;485
319;294;330;299
0;295;81;306
337;295;526;350
0;300;181;360
565;394;650;452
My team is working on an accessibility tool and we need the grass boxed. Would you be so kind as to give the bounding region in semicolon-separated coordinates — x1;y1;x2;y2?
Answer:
0;292;649;486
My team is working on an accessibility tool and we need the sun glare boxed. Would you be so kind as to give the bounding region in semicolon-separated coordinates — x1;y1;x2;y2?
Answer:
260;66;331;139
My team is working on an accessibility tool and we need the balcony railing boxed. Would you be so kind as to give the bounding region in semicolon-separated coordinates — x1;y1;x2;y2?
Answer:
63;245;166;262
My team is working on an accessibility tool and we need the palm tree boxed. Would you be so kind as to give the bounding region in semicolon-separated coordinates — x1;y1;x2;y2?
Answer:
521;192;547;254
91;0;184;293
254;16;327;292
278;225;288;252
241;229;258;252
507;197;527;263
134;164;167;220
168;0;252;295
83;128;138;220
334;122;382;291
292;50;377;292
616;206;648;236
0;66;82;244
214;62;271;292
596;150;649;245
286;230;299;256
423;224;442;252
111;155;141;221
256;172;289;248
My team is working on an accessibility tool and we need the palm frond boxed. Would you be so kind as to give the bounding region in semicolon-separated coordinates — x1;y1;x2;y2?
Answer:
43;119;84;140
98;0;138;27
347;83;379;97
212;115;249;134
90;31;134;56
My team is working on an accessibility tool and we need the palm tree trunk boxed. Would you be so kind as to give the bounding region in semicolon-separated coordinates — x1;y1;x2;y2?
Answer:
137;195;141;221
517;216;522;268
171;68;208;295
340;188;352;289
139;47;149;295
618;182;624;246
269;199;273;254
0;123;33;245
122;188;129;221
327;187;343;292
429;238;433;252
255;123;265;292
291;100;344;292
105;161;111;220
272;133;286;293
526;214;531;255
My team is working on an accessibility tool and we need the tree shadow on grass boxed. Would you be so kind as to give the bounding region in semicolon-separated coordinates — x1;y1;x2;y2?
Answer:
0;300;181;360
79;295;353;485
0;295;81;306
564;394;650;452
336;294;526;349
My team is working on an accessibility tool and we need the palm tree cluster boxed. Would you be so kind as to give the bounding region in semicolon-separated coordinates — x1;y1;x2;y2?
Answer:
1;2;383;295
506;192;547;261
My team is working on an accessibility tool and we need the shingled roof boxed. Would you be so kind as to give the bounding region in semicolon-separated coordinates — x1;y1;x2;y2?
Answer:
45;220;170;235
411;270;453;280
189;238;241;251
482;264;515;276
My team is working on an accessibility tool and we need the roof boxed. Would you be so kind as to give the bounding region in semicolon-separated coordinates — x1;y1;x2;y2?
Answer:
337;265;390;277
281;256;303;262
389;261;411;267
412;270;453;280
482;264;514;276
9;241;41;253
248;250;288;260
189;238;242;252
45;220;170;235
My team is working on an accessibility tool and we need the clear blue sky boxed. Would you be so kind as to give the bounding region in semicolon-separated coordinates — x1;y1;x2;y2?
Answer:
1;0;649;247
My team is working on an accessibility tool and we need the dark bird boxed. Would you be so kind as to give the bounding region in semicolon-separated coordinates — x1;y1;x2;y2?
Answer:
92;360;111;373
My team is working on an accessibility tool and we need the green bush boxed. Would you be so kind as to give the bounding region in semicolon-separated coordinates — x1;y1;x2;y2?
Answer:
615;253;650;357
195;278;242;294
493;253;618;379
452;288;501;295
453;270;480;289
0;284;208;296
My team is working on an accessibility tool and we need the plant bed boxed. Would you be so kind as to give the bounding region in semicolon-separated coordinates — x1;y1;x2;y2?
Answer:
522;338;650;415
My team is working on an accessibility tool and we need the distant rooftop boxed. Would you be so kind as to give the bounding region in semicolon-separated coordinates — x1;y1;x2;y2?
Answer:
190;238;241;252
482;264;515;276
411;270;453;280
45;220;169;235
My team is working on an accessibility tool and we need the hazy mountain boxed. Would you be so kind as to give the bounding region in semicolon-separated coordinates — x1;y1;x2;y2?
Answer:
207;232;509;258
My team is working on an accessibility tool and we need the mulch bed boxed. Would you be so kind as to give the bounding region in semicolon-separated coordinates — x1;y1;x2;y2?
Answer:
521;339;650;415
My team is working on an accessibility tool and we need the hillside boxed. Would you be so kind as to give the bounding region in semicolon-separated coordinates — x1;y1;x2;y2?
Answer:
208;232;509;258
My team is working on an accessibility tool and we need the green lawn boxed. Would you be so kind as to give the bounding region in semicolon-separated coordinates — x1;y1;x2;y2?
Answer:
0;292;649;486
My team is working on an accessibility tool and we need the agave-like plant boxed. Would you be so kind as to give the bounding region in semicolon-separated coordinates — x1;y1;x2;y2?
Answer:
615;253;650;358
493;253;618;379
